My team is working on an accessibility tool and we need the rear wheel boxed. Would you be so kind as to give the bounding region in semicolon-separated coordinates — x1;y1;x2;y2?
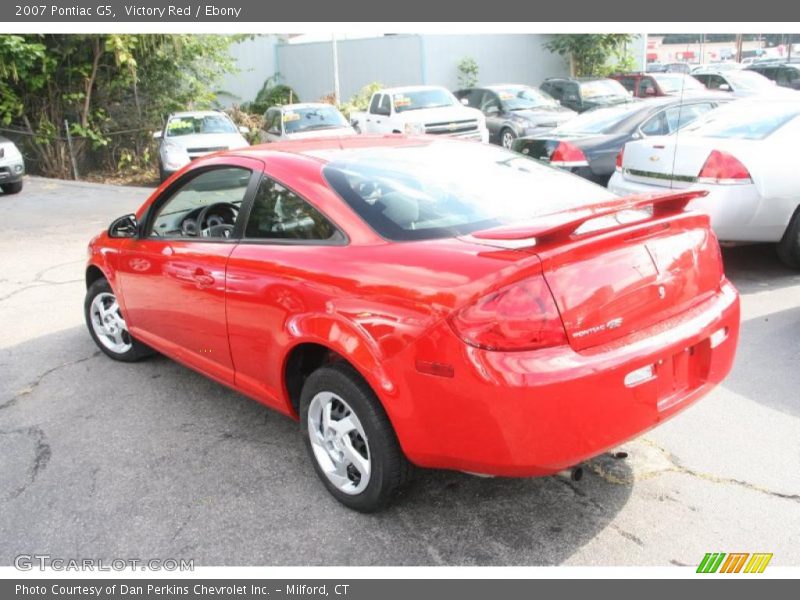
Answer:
777;206;800;269
1;181;23;195
300;362;411;512
500;128;517;149
84;278;154;361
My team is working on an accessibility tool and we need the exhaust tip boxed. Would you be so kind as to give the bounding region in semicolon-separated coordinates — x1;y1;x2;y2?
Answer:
556;466;583;482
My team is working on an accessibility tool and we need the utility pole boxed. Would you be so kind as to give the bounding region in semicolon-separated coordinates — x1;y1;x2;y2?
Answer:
332;33;341;105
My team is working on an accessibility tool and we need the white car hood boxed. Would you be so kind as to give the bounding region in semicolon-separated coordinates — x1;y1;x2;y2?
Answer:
164;132;248;151
285;127;357;140
396;105;483;124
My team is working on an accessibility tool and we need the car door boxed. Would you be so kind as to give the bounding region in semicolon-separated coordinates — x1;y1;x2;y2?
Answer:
117;156;263;384
562;83;582;111
264;109;284;142
224;174;346;411
480;91;505;142
365;93;391;133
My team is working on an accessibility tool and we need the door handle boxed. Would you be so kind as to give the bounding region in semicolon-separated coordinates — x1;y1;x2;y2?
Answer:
192;268;215;288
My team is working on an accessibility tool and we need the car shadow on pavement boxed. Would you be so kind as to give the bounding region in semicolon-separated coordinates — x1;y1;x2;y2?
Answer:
722;243;800;294
0;325;634;566
723;305;800;419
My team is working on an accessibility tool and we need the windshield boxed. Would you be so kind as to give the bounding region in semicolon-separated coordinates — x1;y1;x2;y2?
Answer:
320;142;614;241
727;70;775;91
683;102;800;140
166;114;237;137
554;102;644;134
393;89;456;113
494;86;559;110
283;106;349;134
579;79;629;100
652;74;707;94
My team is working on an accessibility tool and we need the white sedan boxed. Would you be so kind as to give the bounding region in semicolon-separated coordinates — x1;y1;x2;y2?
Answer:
608;98;800;268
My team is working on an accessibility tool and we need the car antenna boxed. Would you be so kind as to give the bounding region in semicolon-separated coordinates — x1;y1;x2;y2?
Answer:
668;72;687;190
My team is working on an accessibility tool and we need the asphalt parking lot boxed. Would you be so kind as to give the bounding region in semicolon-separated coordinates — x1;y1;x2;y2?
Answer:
1;176;798;567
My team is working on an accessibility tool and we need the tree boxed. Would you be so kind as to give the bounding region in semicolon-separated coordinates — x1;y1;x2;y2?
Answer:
544;34;634;77
0;34;238;178
457;57;479;88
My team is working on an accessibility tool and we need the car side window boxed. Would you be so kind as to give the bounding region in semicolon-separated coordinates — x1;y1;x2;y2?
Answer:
786;68;800;83
463;89;485;108
664;103;714;132
245;177;341;242
369;94;382;114
148;167;251;239
378;94;392;116
618;77;636;92
640;111;667;136
267;111;282;135
638;77;656;96
481;92;501;113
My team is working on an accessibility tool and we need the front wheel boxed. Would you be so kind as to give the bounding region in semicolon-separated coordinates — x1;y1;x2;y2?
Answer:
300;363;411;512
500;128;517;149
84;278;154;361
1;181;23;195
777;206;800;269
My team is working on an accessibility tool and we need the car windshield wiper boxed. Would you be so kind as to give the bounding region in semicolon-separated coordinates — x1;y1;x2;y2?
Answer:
299;124;342;131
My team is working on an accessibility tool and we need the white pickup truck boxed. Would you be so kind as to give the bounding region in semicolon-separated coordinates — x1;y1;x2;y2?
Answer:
350;85;489;142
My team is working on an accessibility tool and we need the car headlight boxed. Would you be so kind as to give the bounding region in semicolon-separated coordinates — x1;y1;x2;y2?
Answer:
404;122;426;135
162;141;189;168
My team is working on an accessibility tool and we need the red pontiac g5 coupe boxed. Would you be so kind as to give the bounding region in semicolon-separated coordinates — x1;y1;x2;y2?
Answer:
84;136;740;511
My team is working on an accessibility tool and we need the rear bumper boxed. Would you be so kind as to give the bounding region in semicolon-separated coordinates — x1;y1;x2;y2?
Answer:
608;172;792;243
387;281;739;477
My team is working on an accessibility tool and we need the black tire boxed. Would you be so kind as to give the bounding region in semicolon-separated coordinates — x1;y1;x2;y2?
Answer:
500;127;517;149
1;181;23;195
300;362;411;512
84;278;154;362
777;206;800;269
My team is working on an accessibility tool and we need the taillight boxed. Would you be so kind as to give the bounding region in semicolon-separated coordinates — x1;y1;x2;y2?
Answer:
549;142;589;167
697;150;751;184
615;145;625;171
449;275;567;351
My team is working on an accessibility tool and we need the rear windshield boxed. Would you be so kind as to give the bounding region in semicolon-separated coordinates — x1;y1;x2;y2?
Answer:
554;102;644;134
321;142;614;241
684;102;800;140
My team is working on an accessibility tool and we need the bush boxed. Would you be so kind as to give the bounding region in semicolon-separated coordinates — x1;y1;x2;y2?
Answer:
241;75;299;116
338;82;384;121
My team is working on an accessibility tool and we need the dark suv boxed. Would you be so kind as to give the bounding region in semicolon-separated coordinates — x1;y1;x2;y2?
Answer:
746;63;800;90
540;77;632;113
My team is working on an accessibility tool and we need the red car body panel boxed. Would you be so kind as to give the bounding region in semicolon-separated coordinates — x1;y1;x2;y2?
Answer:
86;136;740;477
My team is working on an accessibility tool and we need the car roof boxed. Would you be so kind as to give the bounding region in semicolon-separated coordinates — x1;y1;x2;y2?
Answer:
226;135;447;165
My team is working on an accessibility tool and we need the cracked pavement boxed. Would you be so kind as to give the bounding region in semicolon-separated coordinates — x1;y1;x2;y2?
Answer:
1;176;799;566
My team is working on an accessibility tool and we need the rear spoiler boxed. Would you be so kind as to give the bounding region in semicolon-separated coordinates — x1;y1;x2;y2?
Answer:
471;190;708;244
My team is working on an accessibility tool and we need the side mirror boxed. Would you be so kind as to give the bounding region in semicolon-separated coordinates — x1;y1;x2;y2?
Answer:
631;130;643;140
645;87;656;96
485;105;500;115
238;125;250;134
719;83;731;91
152;131;162;140
109;214;138;238
460;98;469;105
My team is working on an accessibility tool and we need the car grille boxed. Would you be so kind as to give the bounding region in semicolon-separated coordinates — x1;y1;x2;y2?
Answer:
186;146;228;154
424;119;480;136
